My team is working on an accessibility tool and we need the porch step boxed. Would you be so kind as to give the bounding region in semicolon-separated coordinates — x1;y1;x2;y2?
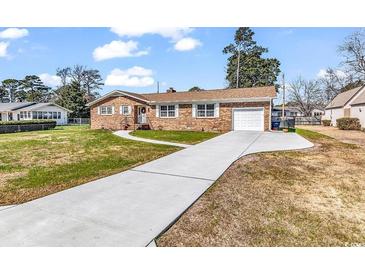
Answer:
136;124;150;130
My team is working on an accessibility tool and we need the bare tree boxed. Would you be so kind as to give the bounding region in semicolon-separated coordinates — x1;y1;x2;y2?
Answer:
338;30;365;81
56;67;71;87
288;77;322;116
71;65;86;84
318;68;348;104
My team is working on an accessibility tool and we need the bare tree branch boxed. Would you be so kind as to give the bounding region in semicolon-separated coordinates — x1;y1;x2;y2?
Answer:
288;77;322;115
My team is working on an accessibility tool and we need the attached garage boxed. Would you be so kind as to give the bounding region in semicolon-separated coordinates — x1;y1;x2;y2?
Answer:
232;108;264;131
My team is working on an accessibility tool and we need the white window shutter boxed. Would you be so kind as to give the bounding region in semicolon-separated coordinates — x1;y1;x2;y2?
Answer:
214;103;220;118
97;106;100;115
192;104;196;117
128;106;132;115
112;106;115;114
175;104;179;118
119;106;123;114
156;105;160;117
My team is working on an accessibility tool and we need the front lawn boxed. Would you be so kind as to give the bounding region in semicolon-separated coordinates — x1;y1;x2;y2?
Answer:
0;126;179;205
158;128;365;246
130;130;220;145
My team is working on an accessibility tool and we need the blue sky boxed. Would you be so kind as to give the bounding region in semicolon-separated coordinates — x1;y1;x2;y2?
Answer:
0;27;362;96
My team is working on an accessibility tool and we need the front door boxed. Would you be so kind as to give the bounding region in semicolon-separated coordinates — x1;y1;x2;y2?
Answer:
138;106;147;124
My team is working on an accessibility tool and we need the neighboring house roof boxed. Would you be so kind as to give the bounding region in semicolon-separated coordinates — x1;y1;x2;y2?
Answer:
87;86;277;106
350;89;365;106
18;103;72;112
272;106;302;112
325;86;364;109
0;102;72;112
0;102;35;112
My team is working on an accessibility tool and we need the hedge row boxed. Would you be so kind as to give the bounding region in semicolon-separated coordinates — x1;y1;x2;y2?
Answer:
0;119;56;126
336;117;361;130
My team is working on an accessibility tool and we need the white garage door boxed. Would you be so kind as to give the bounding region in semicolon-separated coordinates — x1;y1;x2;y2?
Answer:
233;108;264;131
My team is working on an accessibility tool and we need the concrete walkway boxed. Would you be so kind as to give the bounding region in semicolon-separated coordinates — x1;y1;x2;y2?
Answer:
0;131;313;246
113;130;191;148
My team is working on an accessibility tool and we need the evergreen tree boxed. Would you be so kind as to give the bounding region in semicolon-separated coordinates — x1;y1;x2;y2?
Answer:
223;27;281;89
1;79;23;102
188;86;204;92
0;85;7;102
55;81;88;118
20;75;51;102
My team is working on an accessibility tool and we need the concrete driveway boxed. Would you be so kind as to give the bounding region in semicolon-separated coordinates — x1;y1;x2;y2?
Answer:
0;131;313;246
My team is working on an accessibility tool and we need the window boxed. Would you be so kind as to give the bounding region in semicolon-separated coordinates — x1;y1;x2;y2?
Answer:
160;105;176;118
121;105;131;115
58;112;61;119
100;106;113;115
197;104;215;117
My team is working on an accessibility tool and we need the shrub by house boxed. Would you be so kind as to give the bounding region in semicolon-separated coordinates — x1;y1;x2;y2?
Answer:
336;117;361;130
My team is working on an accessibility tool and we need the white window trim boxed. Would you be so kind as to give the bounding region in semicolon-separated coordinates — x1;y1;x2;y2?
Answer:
99;105;114;116
120;105;132;116
159;104;178;118
194;103;217;118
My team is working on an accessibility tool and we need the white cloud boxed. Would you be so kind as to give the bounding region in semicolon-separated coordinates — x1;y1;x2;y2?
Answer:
317;69;347;79
111;27;201;52
93;40;148;61
174;37;202;51
38;73;62;87
105;66;155;87
0;28;29;39
110;27;192;41
0;42;9;57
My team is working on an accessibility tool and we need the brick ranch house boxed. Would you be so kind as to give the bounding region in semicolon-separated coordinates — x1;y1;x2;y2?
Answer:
87;86;277;132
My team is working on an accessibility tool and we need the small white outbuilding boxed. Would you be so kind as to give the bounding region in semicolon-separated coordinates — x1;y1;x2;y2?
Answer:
323;85;365;128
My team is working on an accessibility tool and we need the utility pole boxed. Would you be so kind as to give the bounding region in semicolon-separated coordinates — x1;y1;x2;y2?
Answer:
157;81;160;93
236;50;241;89
282;73;285;119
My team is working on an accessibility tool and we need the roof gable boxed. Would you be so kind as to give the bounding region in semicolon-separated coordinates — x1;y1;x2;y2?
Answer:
86;90;149;107
325;86;364;109
350;87;365;106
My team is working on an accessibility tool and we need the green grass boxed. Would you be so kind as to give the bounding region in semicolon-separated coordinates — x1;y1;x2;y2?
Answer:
296;128;333;141
0;125;179;204
130;130;220;145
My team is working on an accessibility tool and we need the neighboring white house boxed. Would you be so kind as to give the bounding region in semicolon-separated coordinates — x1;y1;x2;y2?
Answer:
312;108;325;117
323;85;365;128
0;102;71;125
272;106;324;117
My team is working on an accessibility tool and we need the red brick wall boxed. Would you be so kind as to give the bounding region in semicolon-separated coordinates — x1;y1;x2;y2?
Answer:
147;101;270;132
90;96;145;130
90;96;271;132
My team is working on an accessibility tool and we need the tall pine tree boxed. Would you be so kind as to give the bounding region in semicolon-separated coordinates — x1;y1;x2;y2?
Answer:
20;75;51;102
223;27;281;89
1;79;23;102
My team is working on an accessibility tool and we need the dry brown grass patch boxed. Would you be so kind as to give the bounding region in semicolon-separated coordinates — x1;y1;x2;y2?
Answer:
158;131;365;247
